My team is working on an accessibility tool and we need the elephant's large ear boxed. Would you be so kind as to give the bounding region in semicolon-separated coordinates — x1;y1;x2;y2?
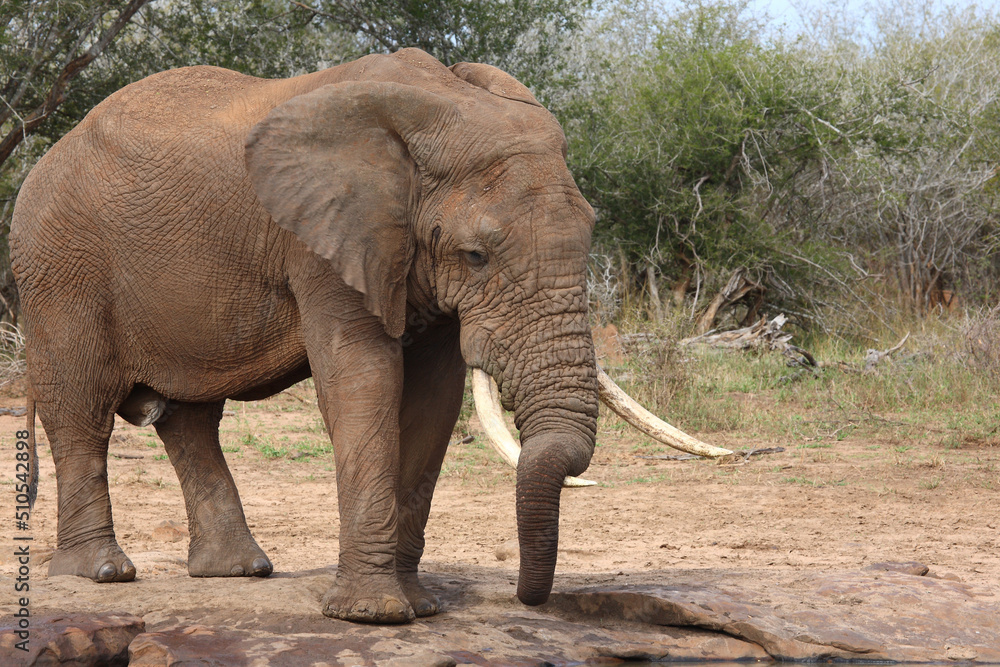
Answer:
245;82;457;338
450;62;542;108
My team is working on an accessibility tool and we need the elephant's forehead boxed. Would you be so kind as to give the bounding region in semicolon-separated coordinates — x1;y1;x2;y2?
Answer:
476;199;592;257
440;165;588;230
473;127;565;166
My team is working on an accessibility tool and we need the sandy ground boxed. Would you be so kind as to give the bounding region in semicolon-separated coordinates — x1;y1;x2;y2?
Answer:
1;379;998;632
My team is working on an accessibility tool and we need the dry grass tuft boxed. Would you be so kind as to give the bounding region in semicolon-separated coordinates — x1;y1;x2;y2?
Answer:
964;307;1000;381
0;323;25;388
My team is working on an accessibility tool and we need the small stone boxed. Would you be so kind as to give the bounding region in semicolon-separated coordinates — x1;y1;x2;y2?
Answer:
495;538;519;561
862;561;929;576
151;519;189;543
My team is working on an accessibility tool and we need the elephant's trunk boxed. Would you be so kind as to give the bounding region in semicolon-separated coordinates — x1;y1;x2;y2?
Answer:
515;430;591;605
462;282;599;605
508;337;598;605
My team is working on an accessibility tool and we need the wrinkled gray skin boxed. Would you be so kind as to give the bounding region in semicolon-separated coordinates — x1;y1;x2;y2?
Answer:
10;48;598;624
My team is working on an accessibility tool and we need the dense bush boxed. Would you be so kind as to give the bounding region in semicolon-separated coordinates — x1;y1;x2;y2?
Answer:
3;0;999;336
563;1;847;330
565;1;1000;336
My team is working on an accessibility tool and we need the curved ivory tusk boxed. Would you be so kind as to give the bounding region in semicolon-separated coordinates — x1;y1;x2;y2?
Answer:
471;369;596;488
597;366;733;457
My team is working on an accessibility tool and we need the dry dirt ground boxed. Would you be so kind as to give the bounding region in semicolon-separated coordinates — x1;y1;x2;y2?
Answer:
1;378;998;665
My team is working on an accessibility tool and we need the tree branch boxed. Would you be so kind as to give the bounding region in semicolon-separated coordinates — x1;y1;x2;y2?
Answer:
0;0;150;168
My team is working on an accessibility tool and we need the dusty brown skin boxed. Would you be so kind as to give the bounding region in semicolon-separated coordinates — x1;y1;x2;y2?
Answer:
10;49;598;623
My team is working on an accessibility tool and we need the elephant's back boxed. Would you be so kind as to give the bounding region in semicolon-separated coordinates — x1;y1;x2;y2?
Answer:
15;66;288;267
11;65;296;340
83;66;275;155
15;66;272;239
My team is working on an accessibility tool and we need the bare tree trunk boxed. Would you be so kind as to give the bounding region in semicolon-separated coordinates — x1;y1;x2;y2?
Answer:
618;247;632;307
671;258;692;308
646;265;663;323
696;268;764;334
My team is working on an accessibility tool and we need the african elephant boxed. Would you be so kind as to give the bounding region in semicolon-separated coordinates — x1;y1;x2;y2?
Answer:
11;48;726;624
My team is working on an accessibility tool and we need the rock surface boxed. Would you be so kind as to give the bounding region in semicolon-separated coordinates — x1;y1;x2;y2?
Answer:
862;560;930;576
0;612;144;666
1;561;998;665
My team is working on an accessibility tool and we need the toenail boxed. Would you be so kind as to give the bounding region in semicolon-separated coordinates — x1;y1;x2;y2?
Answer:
122;561;136;577
230;565;245;576
384;599;406;615
251;558;272;576
97;563;116;581
351;600;376;618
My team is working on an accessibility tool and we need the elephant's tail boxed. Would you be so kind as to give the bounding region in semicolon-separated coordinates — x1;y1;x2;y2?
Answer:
26;383;38;510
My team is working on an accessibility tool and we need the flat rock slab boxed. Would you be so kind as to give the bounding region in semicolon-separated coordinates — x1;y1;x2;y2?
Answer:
125;615;766;666
1;562;997;665
550;571;1000;662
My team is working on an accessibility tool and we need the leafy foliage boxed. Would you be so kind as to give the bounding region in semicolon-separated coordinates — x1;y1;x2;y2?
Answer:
295;0;589;99
2;0;1000;333
565;0;1000;333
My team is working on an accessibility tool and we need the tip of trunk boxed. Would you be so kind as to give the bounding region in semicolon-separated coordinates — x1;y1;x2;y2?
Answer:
517;586;551;606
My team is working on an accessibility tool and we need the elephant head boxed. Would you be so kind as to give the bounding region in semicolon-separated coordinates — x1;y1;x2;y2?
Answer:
244;52;728;606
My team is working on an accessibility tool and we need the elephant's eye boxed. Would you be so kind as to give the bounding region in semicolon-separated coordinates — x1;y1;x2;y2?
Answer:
463;250;487;268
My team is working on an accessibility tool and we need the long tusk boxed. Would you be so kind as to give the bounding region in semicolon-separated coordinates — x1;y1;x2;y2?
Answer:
471;369;596;488
597;366;733;458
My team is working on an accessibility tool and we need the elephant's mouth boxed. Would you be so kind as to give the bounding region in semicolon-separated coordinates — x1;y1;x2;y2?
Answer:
470;366;732;487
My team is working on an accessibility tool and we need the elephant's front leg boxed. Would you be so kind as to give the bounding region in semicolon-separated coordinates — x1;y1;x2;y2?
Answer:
395;324;466;617
301;302;412;623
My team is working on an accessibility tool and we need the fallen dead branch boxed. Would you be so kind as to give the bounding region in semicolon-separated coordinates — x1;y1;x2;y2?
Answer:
737;446;786;459
681;313;791;350
679;313;912;376
681;314;816;368
862;333;910;373
636;453;702;461
637;446;785;463
716;446;789;467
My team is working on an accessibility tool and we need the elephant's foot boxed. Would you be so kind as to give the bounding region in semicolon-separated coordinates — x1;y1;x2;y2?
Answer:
398;572;440;617
49;538;136;582
188;532;272;578
322;573;416;624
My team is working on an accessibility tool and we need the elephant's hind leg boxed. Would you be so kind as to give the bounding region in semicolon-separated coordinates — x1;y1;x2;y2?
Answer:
45;408;137;582
154;401;272;578
33;361;135;582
